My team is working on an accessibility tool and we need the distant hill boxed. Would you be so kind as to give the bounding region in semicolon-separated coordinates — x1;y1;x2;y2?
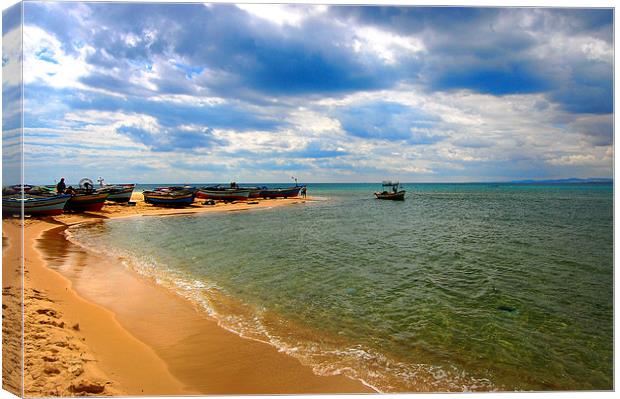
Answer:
510;178;613;184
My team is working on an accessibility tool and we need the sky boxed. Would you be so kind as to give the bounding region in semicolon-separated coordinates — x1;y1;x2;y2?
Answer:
1;1;614;184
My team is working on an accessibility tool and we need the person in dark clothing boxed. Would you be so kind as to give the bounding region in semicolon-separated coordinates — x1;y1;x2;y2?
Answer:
56;178;66;194
301;186;307;198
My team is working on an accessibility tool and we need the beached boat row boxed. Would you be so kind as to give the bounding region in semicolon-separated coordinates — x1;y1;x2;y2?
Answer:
142;184;306;207
195;184;304;201
2;180;307;215
2;181;136;216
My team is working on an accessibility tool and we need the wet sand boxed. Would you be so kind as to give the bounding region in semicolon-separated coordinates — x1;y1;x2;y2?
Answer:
3;195;374;395
4;219;186;396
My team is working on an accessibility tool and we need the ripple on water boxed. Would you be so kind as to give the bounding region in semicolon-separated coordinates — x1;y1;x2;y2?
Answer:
68;183;613;391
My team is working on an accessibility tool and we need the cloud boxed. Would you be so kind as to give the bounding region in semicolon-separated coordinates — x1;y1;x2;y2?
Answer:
336;101;443;143
287;141;349;159
2;2;22;34
25;2;399;99
116;125;227;152
569;114;613;146
170;160;231;172
46;86;284;132
451;137;494;149
13;3;613;183
333;7;613;114
426;60;551;95
252;160;312;172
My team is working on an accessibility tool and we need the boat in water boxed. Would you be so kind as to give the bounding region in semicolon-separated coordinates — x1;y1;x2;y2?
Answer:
374;181;406;201
2;193;72;216
143;189;195;207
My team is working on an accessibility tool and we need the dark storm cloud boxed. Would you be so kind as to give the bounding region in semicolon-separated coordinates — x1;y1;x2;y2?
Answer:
25;3;612;114
332;6;613;113
19;2;613;182
26;2;398;99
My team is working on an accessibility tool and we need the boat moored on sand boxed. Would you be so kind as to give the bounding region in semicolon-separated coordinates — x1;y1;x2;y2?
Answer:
196;185;252;201
96;183;136;203
2;193;72;216
143;189;195;207
155;185;198;194
259;185;305;199
65;191;110;212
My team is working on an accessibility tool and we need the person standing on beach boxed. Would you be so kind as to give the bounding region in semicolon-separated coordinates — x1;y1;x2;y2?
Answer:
301;186;307;198
56;178;66;194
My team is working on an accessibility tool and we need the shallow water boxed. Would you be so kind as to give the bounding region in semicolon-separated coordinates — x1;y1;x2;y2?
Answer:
69;183;613;392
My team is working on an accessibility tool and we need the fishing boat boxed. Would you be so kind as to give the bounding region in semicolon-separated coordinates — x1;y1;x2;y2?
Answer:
155;185;198;194
3;185;34;195
2;194;72;216
65;191;110;212
62;178;110;212
259;185;304;199
374;181;406;201
3;185;56;196
242;186;266;198
196;186;252;201
143;189;195;207
96;183;136;203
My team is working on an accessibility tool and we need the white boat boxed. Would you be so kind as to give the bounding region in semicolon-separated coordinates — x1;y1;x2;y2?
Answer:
2;194;72;216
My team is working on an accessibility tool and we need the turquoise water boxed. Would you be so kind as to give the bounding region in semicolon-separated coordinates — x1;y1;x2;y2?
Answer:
69;183;613;392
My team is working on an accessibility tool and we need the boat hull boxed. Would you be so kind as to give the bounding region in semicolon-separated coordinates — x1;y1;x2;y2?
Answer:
66;193;110;212
259;186;304;198
155;186;198;194
3;195;72;216
143;191;195;207
99;184;135;203
196;189;251;201
374;190;406;200
106;188;134;203
248;189;263;198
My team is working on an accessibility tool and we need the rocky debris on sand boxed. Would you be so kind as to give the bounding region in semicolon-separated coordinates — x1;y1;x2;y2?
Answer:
14;286;120;396
69;380;107;395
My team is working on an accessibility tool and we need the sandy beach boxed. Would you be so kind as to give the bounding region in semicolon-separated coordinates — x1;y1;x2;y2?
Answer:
2;194;374;396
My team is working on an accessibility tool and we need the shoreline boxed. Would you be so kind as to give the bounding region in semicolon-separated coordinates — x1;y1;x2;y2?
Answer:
4;219;189;396
55;194;321;226
4;195;375;395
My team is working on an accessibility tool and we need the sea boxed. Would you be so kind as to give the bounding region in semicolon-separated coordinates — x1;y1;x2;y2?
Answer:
67;182;613;392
